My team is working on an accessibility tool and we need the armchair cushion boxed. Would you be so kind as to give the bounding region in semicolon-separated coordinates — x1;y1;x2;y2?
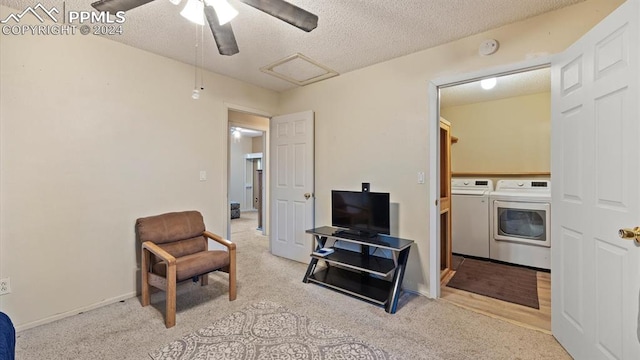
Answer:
156;236;207;260
137;211;205;245
153;250;230;282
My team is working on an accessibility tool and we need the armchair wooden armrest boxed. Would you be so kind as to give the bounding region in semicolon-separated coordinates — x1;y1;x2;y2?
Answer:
141;241;178;326
142;241;176;265
202;231;236;301
203;231;236;251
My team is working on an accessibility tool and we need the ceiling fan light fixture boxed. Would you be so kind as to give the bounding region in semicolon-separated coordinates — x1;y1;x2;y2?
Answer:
181;0;205;25
205;0;238;25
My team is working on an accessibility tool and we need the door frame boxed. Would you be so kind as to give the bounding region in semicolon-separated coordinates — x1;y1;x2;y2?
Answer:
224;103;272;241
427;56;552;298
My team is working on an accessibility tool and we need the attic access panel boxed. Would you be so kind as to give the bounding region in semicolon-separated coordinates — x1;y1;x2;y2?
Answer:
260;53;339;86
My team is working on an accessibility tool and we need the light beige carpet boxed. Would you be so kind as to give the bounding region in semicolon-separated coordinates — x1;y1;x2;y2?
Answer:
150;301;390;359
14;211;571;359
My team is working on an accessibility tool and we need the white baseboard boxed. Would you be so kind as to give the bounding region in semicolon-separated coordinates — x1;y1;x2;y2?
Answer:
15;291;137;332
404;288;431;299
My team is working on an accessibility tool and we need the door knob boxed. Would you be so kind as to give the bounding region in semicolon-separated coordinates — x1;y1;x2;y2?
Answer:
618;227;640;245
304;193;312;200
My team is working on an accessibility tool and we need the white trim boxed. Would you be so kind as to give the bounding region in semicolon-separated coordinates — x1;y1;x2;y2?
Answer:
224;102;271;118
428;56;552;299
245;152;263;160
15;292;136;332
428;81;440;299
224;102;272;240
431;56;552;88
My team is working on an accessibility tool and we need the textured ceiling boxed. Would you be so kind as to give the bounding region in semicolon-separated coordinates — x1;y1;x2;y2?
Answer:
1;0;583;92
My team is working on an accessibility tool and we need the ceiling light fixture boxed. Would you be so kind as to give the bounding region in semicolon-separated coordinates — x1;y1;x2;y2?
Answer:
181;0;237;27
206;0;238;25
169;0;182;5
181;0;205;25
232;127;242;142
480;77;497;90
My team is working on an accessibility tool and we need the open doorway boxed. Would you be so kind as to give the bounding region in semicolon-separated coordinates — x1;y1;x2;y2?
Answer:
432;63;553;333
228;110;269;240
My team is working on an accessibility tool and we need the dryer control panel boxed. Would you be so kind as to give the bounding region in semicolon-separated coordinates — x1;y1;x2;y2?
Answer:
495;179;551;191
451;178;494;190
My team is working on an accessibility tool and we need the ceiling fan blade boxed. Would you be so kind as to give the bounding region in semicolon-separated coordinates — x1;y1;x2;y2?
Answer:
204;6;240;56
238;0;318;32
91;0;155;13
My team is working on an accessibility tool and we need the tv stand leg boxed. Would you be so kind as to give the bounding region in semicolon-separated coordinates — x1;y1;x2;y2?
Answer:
386;247;411;313
303;258;317;283
303;235;327;283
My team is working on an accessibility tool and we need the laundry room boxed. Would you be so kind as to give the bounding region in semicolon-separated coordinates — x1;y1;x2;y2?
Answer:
438;67;553;332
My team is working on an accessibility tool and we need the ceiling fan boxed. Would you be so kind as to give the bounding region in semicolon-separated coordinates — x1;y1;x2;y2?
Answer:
91;0;319;56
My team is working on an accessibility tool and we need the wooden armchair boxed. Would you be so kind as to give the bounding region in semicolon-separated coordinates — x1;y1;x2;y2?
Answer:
135;210;236;328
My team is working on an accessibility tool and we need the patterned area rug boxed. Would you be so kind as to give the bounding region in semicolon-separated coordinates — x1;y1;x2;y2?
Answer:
149;301;390;360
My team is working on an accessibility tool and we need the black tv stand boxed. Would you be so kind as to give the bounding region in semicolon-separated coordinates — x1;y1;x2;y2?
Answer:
303;226;413;314
334;229;378;239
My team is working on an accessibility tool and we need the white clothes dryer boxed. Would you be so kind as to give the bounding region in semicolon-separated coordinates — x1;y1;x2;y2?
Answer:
489;179;551;270
451;179;493;258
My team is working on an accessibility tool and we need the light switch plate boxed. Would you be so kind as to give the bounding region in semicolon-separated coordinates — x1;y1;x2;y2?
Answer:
199;170;207;181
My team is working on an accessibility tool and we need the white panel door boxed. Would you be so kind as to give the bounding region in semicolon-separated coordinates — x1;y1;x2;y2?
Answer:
270;111;314;263
551;0;640;358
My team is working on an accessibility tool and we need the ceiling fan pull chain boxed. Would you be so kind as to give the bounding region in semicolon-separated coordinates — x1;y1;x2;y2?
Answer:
200;22;205;91
192;22;200;100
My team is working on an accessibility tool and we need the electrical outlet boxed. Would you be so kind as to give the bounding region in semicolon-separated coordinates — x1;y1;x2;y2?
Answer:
0;277;11;295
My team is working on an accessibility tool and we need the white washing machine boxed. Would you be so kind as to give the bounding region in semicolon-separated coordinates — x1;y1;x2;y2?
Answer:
489;179;551;270
452;178;493;258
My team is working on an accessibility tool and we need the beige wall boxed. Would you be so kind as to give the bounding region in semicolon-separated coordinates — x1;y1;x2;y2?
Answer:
252;136;263;153
442;92;551;174
278;0;623;295
0;5;278;329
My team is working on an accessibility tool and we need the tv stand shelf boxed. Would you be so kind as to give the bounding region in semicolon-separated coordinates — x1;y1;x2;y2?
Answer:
303;226;413;313
308;267;391;305
312;248;396;276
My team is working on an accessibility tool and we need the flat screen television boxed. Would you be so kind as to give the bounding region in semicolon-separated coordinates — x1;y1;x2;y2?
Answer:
331;190;390;237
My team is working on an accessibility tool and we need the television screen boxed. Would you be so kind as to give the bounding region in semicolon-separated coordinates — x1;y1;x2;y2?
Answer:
331;190;390;236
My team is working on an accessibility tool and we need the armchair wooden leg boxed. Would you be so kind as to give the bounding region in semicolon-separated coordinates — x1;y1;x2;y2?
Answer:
166;264;177;328
141;248;150;307
229;248;237;301
200;274;208;286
